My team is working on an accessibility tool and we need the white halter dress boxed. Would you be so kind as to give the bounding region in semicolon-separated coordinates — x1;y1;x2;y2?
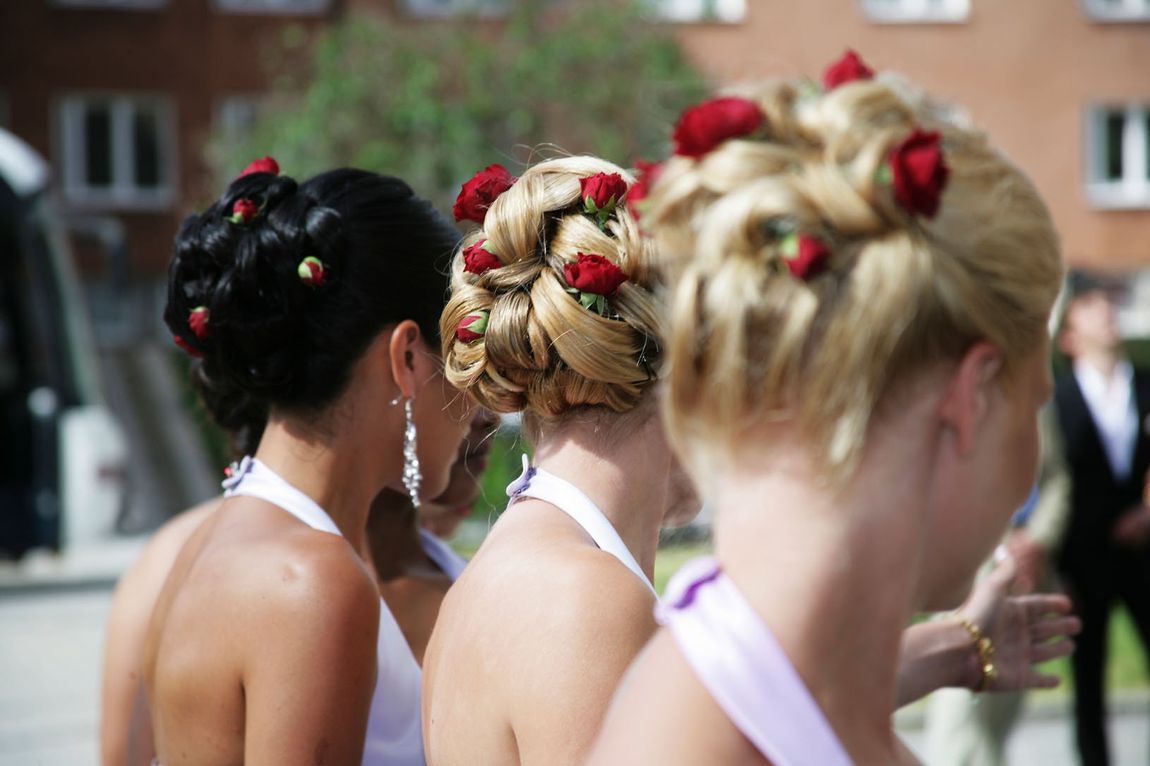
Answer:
658;555;853;766
223;457;426;766
418;527;468;581
506;455;657;597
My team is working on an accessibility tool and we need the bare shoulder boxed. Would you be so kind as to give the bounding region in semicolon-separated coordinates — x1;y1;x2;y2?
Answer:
589;630;766;765
459;513;657;656
108;500;222;636
165;498;381;658
135;500;220;577
238;521;380;634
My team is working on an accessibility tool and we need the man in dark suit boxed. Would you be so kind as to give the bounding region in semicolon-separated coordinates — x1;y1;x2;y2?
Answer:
1055;273;1150;765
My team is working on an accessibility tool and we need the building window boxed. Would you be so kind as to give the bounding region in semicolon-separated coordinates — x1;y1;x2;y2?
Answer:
213;0;329;14
1086;105;1150;209
860;0;969;23
214;96;261;148
400;0;508;17
1083;0;1150;22
58;95;175;210
53;0;167;9
653;0;746;23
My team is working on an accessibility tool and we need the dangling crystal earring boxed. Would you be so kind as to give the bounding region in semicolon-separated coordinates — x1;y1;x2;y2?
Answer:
393;395;421;509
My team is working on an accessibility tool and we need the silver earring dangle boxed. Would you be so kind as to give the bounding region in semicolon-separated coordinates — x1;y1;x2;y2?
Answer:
399;396;422;509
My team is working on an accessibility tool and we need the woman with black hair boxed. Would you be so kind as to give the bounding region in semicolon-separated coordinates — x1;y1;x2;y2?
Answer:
142;160;473;765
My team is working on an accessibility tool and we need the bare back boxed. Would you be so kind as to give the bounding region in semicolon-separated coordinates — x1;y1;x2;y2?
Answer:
421;499;657;766
143;496;380;766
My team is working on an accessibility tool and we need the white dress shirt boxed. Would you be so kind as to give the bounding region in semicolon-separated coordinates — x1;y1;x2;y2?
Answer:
1074;358;1138;481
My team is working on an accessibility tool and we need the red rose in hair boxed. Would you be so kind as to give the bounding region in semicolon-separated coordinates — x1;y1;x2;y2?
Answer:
463;239;501;275
230;198;259;224
455;310;489;343
888;129;949;219
188;306;210;340
453;164;518;224
781;234;831;281
581;172;628;213
673;97;765;158
625;160;664;221
238;156;279;178
563;253;629;297
822;49;875;90
298;256;326;287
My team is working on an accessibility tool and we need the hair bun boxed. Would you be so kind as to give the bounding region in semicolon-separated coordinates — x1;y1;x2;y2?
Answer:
441;156;663;419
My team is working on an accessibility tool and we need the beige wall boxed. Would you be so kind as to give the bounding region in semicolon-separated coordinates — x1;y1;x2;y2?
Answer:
673;0;1150;270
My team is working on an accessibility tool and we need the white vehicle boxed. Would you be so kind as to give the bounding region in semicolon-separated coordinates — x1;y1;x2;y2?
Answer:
0;128;128;557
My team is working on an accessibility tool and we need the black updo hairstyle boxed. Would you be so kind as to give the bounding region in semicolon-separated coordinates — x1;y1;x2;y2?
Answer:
165;168;461;415
191;360;268;457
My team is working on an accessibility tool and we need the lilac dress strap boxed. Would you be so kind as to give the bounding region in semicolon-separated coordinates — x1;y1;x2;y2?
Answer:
658;556;853;766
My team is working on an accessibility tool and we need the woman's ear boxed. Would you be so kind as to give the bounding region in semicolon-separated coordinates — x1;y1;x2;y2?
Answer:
388;320;422;399
938;341;1004;457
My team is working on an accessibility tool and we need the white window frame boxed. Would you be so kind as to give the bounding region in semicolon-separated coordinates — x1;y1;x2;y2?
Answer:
860;0;969;24
213;0;329;15
1082;0;1150;22
400;0;508;18
57;94;176;211
214;95;262;148
1085;104;1150;209
653;0;747;23
53;0;166;9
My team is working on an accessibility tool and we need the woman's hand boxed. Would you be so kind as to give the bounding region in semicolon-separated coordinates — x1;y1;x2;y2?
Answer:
955;553;1080;692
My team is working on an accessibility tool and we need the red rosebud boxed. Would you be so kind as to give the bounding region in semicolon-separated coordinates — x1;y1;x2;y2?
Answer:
298;256;326;287
188;306;210;340
173;335;202;358
782;234;831;281
238;156;279;178
463;239;501;275
580;172;628;211
230;198;259;224
822;49;875;90
625;160;664;221
563;253;629;297
453;164;518;224
455;310;489;343
673;97;765;159
889;129;950;219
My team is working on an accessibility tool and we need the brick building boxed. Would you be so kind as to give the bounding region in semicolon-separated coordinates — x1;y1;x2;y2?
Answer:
0;0;1147;284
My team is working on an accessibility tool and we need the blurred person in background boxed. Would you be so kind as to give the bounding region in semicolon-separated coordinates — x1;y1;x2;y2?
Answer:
1054;272;1150;766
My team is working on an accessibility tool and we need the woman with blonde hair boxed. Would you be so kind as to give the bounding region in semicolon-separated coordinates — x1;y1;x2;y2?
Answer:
422;155;700;765
589;52;1068;765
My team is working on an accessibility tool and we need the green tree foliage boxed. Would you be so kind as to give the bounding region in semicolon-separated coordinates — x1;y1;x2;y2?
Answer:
209;0;707;212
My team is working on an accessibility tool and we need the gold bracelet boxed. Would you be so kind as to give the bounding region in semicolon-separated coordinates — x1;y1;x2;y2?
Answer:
958;617;997;692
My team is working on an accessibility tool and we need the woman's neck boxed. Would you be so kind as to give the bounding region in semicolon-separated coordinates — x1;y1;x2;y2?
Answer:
531;410;676;581
712;417;939;761
255;416;396;554
367;492;439;580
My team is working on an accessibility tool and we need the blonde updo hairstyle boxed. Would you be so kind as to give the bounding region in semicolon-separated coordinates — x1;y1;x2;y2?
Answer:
441;156;662;430
647;77;1062;481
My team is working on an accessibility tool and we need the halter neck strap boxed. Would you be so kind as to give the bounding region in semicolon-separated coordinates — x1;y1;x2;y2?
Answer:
507;455;657;597
222;456;342;537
